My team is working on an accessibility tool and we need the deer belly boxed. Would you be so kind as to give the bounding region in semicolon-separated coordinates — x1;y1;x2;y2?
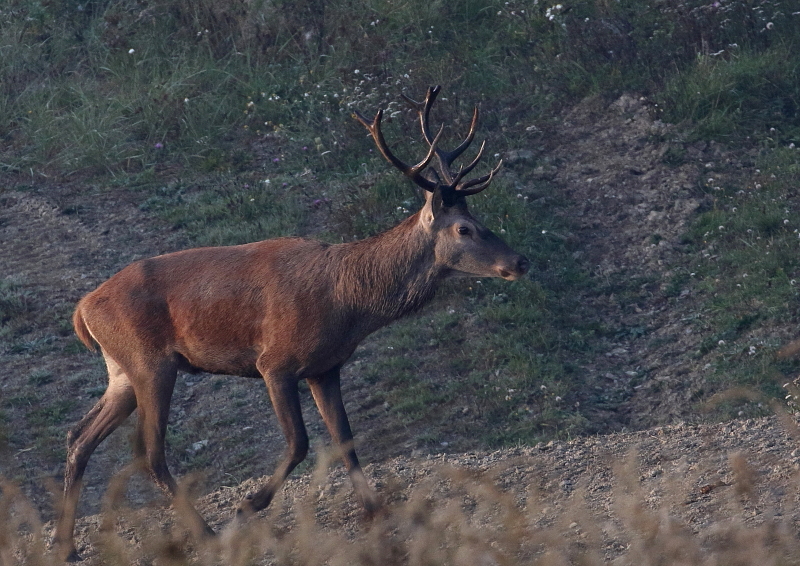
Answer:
175;332;260;377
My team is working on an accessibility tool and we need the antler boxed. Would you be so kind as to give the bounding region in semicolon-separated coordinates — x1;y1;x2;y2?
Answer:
354;86;502;196
353;108;443;192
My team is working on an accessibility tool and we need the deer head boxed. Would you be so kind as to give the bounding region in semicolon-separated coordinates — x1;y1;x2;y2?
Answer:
354;86;530;281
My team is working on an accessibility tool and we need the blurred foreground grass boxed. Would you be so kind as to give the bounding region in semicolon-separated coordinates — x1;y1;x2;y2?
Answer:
5;415;800;565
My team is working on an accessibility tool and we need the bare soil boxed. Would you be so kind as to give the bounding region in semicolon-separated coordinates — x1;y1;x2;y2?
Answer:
2;94;798;562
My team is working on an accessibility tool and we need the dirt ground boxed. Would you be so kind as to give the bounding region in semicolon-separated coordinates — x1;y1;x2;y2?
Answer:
3;94;799;562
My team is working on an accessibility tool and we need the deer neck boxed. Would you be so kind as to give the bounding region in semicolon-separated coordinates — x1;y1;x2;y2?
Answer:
336;212;441;323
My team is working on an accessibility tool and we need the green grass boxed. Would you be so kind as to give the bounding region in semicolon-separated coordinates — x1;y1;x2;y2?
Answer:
0;278;34;345
677;147;800;417
5;0;797;178
28;399;76;428
662;44;800;144
138;176;307;246
27;370;53;386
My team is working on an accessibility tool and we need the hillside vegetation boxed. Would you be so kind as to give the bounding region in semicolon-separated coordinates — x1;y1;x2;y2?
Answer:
3;0;800;563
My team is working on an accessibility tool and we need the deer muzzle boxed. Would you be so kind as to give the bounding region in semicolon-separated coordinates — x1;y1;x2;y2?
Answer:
496;255;530;280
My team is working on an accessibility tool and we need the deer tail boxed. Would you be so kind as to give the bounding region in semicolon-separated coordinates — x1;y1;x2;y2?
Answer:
72;303;97;351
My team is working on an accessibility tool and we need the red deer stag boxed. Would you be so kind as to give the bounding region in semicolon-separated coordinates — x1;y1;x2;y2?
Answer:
53;85;530;561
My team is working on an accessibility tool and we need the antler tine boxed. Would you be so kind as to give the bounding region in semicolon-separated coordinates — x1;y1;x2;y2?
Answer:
451;139;487;187
401;85;441;145
353;108;442;192
456;159;503;196
445;106;479;167
403;86;480;180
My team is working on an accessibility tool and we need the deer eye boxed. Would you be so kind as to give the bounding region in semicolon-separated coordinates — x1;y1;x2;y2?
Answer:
457;226;471;236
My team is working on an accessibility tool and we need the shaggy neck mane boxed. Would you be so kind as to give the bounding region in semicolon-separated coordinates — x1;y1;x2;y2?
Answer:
332;211;441;322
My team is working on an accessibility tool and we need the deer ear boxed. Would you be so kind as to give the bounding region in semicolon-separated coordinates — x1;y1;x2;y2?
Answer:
425;186;459;224
431;185;461;215
430;186;446;218
420;190;438;227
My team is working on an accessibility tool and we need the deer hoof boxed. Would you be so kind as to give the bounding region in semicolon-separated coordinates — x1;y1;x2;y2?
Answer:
234;501;255;524
59;547;83;563
53;539;82;563
362;494;385;521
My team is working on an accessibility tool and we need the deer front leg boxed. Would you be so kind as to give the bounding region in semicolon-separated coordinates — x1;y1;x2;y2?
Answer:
307;367;382;517
236;373;308;519
120;356;214;542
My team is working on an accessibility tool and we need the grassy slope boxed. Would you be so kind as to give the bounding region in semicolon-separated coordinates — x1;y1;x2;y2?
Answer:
2;0;800;465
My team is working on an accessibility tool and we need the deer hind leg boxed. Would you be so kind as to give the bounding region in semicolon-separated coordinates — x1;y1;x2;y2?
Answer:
131;357;214;539
307;366;382;517
53;352;137;562
236;369;308;519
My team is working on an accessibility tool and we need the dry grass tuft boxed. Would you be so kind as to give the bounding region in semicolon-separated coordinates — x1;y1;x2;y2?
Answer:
3;424;800;565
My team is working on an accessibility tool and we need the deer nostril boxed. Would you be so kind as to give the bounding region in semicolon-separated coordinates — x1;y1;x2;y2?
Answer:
517;256;530;275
